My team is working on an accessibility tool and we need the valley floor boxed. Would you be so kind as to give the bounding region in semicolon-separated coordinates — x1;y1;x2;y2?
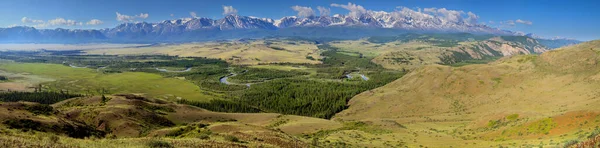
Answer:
0;37;598;147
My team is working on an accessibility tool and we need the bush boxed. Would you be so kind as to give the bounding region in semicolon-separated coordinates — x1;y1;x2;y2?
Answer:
506;114;519;121
198;134;210;140
0;76;7;81
147;140;174;148
562;140;579;148
224;135;240;143
3;119;42;131
26;104;54;115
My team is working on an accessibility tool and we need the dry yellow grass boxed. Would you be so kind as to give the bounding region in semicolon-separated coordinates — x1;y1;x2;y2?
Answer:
331;38;548;71
0;95;317;147
86;40;322;65
326;40;600;147
329;40;436;58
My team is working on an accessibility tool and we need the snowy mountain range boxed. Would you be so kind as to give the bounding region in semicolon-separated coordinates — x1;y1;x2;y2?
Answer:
0;14;570;43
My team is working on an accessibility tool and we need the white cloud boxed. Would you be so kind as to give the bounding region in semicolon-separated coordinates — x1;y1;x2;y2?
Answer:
116;12;149;22
465;12;479;25
331;2;367;18
24;17;81;28
190;12;198;18
138;13;149;19
222;5;238;15
170;14;174;17
422;8;465;23
392;6;485;26
497;20;516;28
515;19;532;25
317;6;330;16
514;31;526;36
7;24;18;27
497;19;532;28
86;19;103;25
21;17;44;23
506;20;515;25
393;6;435;23
48;18;79;26
423;8;437;13
291;6;315;17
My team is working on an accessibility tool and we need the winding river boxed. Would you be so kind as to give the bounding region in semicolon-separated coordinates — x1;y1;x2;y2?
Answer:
219;73;237;85
155;67;192;73
360;74;369;81
68;64;88;68
346;74;369;81
219;70;252;87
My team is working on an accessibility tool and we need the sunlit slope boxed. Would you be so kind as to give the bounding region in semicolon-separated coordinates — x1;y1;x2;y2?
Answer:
0;94;342;147
0;63;217;101
334;40;600;144
331;35;549;70
86;40;322;65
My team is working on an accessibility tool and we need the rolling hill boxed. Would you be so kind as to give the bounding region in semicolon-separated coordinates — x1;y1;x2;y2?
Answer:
332;40;600;147
331;34;550;70
0;40;598;148
0;94;343;147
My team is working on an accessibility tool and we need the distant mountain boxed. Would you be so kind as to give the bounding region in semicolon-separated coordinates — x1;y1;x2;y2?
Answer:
0;26;107;43
274;13;510;35
536;38;582;49
525;33;582;49
0;14;541;43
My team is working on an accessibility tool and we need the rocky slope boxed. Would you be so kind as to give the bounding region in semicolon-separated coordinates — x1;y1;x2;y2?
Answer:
370;35;550;70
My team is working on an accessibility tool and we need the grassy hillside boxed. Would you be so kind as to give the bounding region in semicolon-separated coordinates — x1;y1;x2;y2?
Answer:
85;39;323;65
330;34;548;71
330;40;600;147
0;94;345;147
0;63;218;101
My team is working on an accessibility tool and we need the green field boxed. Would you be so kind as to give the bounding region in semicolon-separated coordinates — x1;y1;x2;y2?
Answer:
0;63;217;101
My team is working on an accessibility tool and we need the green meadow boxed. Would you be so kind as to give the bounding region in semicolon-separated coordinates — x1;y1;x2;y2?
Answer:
0;63;216;101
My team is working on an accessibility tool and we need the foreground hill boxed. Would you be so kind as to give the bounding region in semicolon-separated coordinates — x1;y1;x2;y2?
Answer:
0;94;342;147
332;40;600;147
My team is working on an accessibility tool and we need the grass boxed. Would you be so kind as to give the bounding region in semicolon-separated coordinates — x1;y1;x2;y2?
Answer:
249;65;317;76
330;40;600;147
85;40;322;65
526;118;557;135
0;63;216;101
448;57;500;67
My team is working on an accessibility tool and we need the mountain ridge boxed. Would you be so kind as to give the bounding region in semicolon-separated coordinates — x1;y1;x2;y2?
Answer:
1;14;529;43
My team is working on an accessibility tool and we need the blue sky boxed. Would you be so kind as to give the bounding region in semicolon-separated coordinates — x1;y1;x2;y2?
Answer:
1;0;598;40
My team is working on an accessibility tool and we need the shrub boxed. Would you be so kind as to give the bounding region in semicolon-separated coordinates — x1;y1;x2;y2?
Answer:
3;119;42;131
26;104;54;115
147;140;174;148
49;135;60;143
562;140;578;148
198;134;210;140
224;135;240;143
488;120;501;128
0;76;7;81
506;114;519;121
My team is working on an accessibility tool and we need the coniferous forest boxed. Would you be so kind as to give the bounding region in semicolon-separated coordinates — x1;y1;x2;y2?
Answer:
0;44;403;119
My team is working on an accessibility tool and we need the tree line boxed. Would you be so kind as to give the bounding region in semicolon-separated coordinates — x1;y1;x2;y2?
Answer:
0;91;83;104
